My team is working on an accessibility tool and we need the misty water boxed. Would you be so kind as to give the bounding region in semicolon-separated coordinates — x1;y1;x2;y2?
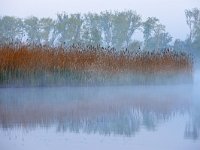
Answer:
0;70;200;150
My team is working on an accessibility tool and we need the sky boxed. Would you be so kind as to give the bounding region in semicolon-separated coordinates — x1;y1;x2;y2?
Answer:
0;0;200;40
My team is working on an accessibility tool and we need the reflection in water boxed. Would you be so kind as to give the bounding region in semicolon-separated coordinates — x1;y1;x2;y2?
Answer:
0;85;199;139
184;101;200;140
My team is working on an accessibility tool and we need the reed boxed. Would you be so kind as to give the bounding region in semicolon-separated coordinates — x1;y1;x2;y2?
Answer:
0;44;193;86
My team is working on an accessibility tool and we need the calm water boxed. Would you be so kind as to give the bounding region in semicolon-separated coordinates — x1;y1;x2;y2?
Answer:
0;71;200;150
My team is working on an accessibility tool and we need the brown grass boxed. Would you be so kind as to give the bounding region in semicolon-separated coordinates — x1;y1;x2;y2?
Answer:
0;44;193;85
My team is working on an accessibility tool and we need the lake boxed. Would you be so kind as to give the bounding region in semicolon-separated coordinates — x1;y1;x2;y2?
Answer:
0;71;200;150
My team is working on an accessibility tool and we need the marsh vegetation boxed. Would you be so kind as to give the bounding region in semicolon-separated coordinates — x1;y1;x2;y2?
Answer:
0;44;193;86
0;7;200;150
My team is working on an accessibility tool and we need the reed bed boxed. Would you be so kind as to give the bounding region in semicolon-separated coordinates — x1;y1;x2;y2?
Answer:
0;44;193;86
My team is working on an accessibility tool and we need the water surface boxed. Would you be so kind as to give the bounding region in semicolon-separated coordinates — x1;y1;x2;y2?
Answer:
0;71;200;150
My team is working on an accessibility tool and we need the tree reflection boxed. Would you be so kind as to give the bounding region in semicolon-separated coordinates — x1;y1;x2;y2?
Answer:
184;102;200;140
0;86;194;138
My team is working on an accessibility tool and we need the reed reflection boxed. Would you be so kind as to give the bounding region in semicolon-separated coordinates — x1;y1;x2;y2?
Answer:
0;86;198;139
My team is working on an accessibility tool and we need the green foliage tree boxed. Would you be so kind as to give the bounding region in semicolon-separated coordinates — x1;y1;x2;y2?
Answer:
173;39;188;51
39;18;54;45
82;13;102;45
143;17;159;48
111;11;141;49
185;8;200;51
0;16;23;43
99;11;141;50
24;16;41;44
143;18;172;50
55;13;83;45
0;10;178;51
124;11;141;48
100;11;113;47
127;40;142;51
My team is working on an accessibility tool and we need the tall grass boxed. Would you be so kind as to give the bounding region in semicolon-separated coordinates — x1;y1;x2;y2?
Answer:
0;44;193;86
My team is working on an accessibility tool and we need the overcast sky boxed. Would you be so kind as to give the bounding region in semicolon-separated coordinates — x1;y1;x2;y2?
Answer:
1;0;200;40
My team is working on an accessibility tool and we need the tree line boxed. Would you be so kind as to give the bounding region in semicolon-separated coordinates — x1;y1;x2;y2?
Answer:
0;9;199;52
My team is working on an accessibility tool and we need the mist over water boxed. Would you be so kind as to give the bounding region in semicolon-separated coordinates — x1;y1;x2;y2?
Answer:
0;68;199;150
0;0;200;149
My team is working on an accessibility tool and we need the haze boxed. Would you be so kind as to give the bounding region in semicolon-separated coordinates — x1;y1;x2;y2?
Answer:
1;0;200;40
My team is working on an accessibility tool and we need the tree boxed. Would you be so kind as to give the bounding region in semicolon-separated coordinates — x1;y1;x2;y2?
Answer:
67;13;83;44
173;39;188;52
82;13;102;45
185;8;200;50
111;11;141;49
111;11;129;49
142;17;159;48
0;16;23;44
24;16;41;44
142;18;172;51
100;11;113;47
39;18;54;45
154;24;167;49
124;11;141;48
127;40;142;51
185;9;193;47
55;13;83;45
